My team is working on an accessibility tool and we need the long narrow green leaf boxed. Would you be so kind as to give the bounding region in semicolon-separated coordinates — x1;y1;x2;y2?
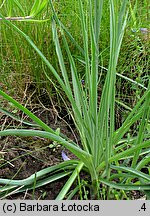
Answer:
97;139;150;172
136;154;150;170
0;108;39;127
99;178;150;190
59;18;93;154
94;0;104;45
49;0;84;55
56;162;84;200
132;88;150;167
109;173;136;181
0;160;79;186
52;20;72;94
17;172;71;193
30;0;48;17
113;89;150;144
0;129;92;167
110;165;150;181
13;0;26;16
0;185;18;193
0;172;71;199
30;0;40;16
111;140;150;162
0;89;55;133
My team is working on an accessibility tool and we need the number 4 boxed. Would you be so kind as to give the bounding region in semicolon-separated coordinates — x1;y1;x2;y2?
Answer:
141;203;146;211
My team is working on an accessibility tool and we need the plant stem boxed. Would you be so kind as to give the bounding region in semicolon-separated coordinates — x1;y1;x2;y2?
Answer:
0;16;32;20
90;179;100;200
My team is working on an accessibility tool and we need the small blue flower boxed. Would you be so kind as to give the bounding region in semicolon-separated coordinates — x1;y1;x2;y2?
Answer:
140;28;148;34
81;79;85;86
61;151;70;161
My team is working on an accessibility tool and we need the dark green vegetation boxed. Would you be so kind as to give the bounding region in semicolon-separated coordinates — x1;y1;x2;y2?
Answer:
0;0;150;200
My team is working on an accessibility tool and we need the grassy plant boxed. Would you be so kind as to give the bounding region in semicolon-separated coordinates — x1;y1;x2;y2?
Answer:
0;0;81;97
0;0;150;200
